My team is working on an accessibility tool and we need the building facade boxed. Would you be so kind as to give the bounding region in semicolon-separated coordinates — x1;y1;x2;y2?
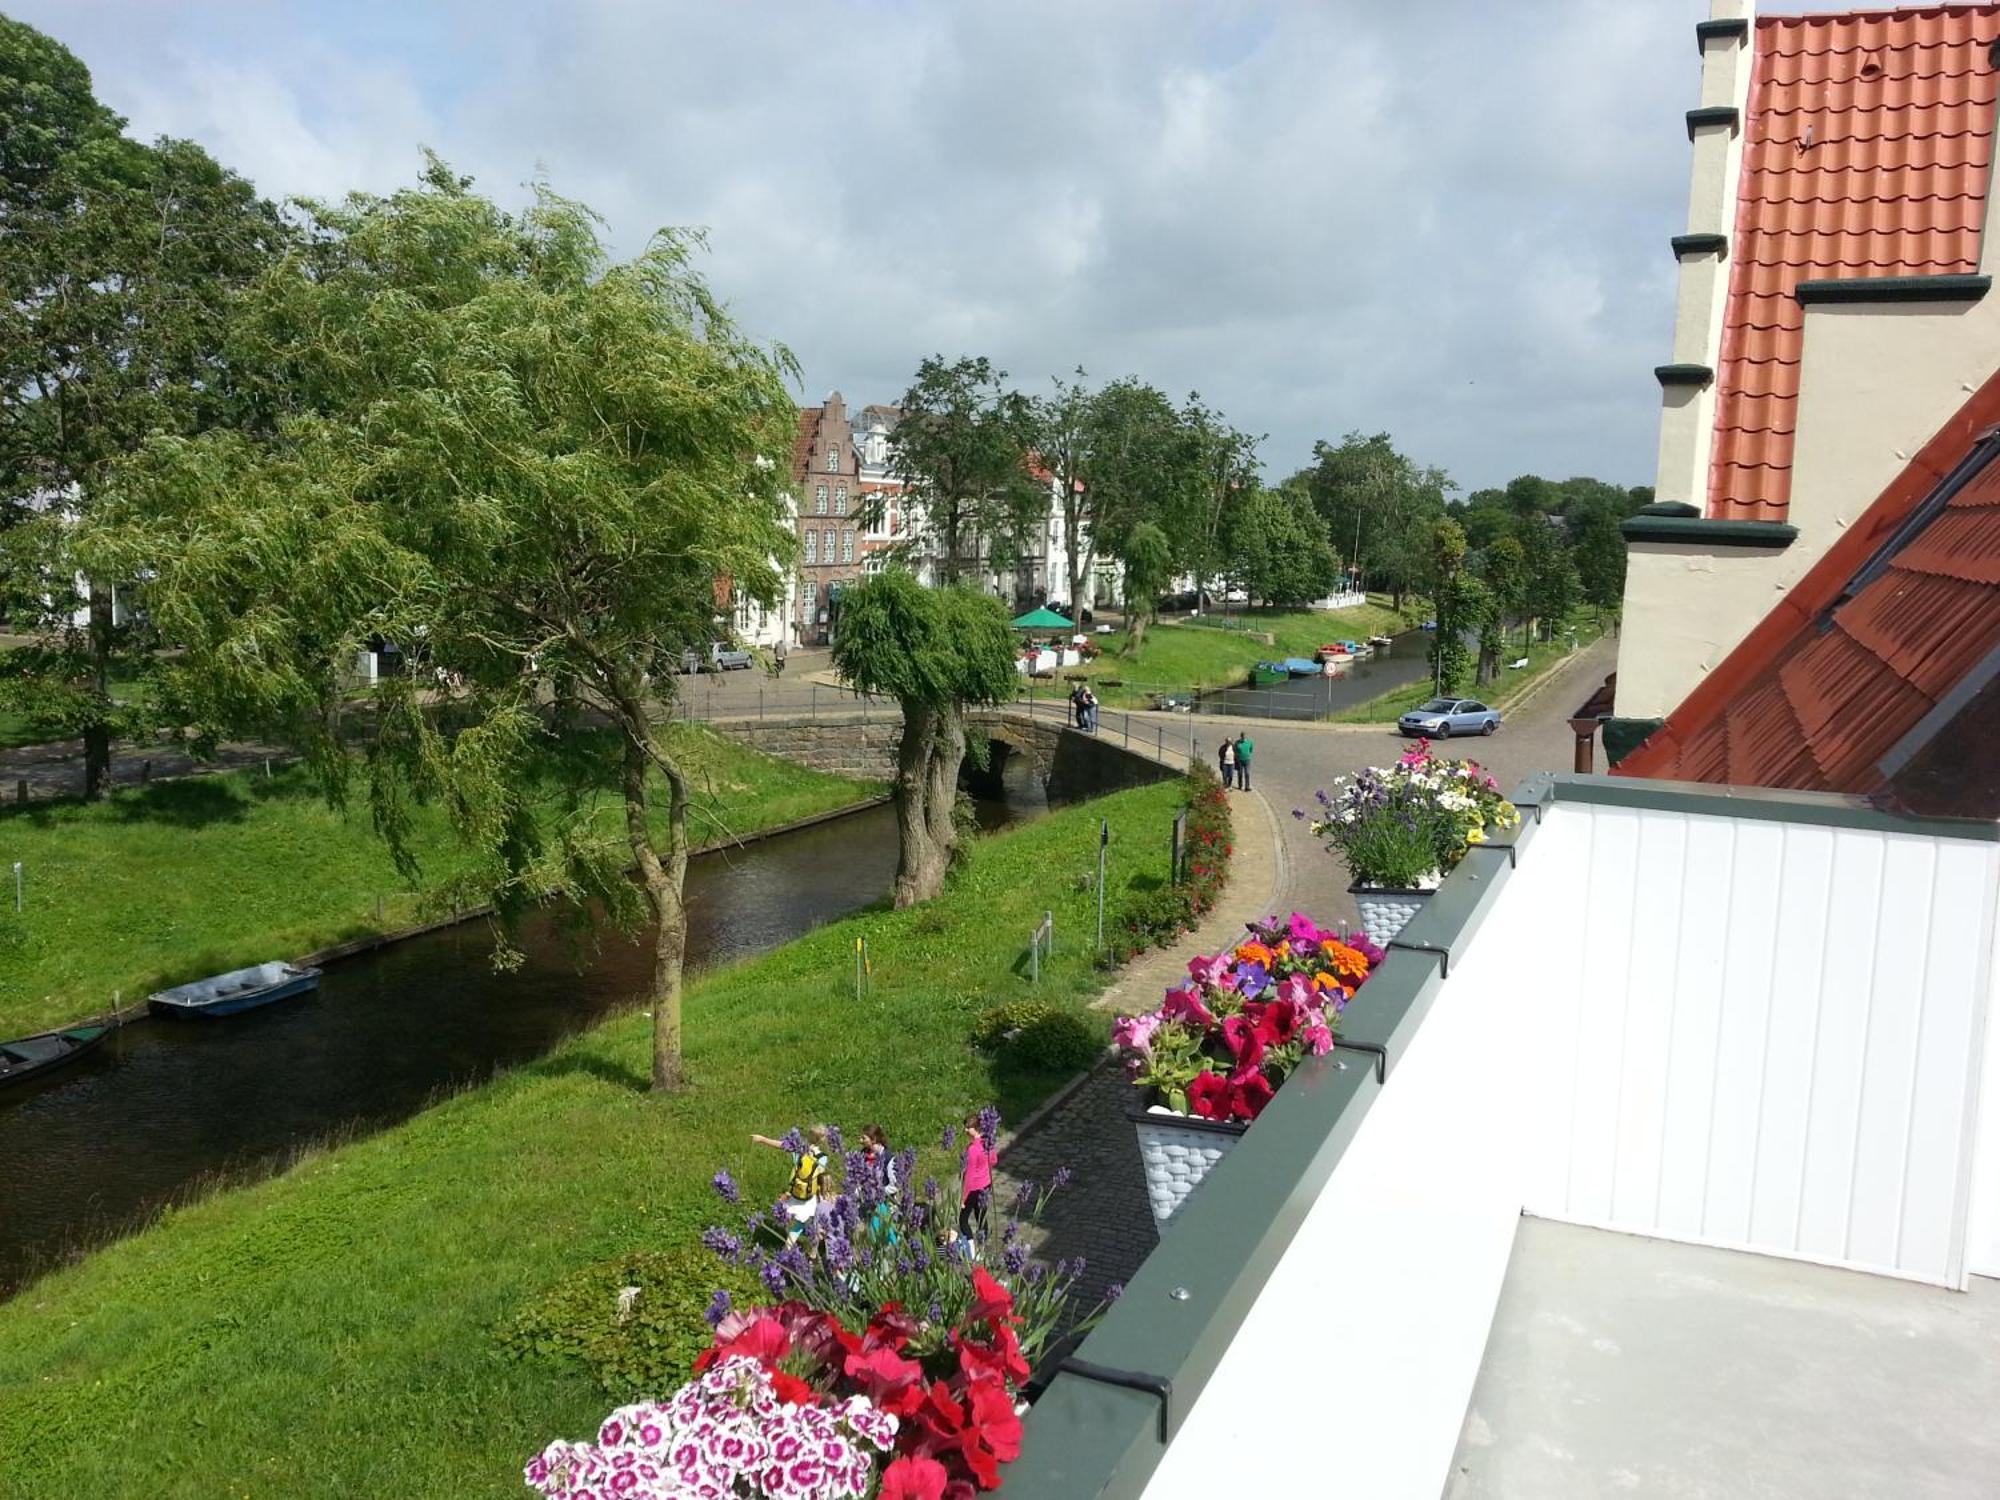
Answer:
789;393;867;645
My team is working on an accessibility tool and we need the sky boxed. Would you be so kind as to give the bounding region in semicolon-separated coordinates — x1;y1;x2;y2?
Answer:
16;0;1807;493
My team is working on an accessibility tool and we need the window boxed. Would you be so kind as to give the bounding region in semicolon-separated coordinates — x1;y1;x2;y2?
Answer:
804;581;818;615
834;485;847;516
841;529;855;563
814;485;827;515
805;530;818;565
825;446;839;472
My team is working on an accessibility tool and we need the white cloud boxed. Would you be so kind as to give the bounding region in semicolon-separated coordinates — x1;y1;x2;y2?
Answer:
15;0;1756;490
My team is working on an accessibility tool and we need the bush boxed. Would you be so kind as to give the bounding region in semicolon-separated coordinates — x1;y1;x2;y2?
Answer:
971;1000;1104;1075
1106;766;1233;961
497;1246;760;1401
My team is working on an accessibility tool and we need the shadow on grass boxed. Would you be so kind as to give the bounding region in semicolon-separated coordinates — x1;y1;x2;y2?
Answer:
104;777;254;828
528;1047;652;1094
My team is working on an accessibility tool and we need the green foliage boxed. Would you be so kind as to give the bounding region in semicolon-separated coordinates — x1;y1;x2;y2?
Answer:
1298;431;1453;603
498;1247;760;1401
1107;766;1231;960
971;1000;1102;1074
1224;481;1340;607
830;570;1017;710
879;355;1039;585
1426;518;1479;695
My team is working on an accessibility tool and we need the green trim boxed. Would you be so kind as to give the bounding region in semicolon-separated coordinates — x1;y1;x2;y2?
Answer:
1686;106;1741;142
1654;363;1714;388
1621;515;1797;547
1008;789;1541;1493
1671;232;1727;258
1695;17;1749;50
1547;772;2000;843
1600;716;1663;767
1636;501;1700;518
1796;273;1992;305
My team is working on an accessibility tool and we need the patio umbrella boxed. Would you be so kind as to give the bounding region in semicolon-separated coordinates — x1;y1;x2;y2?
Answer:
1010;606;1074;630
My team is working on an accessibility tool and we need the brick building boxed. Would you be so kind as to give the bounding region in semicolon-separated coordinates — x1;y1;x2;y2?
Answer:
789;392;866;644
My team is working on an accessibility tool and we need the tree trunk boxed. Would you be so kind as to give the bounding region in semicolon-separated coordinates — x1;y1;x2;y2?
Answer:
82;580;114;801
618;697;691;1092
890;701;966;907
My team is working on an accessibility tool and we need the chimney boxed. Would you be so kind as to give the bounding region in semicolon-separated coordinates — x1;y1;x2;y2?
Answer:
1653;0;1753;513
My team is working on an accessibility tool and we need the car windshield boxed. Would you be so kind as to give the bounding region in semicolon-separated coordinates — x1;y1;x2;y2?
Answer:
1415;699;1456;713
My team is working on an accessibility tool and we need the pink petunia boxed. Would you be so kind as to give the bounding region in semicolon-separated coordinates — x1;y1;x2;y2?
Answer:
1160;986;1216;1030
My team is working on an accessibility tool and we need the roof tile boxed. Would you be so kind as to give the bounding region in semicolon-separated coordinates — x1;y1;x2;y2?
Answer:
1707;8;1999;522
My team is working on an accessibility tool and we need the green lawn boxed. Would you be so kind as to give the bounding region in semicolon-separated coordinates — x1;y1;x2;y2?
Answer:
1329;614;1606;724
0;726;881;1038
0;779;1189;1500
1067;602;1420;707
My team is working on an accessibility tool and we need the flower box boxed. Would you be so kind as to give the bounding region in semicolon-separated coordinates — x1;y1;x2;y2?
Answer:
1127;1098;1248;1228
1348;883;1434;947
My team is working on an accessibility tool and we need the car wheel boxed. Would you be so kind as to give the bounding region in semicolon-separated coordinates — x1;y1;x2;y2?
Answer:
1481;720;1496;736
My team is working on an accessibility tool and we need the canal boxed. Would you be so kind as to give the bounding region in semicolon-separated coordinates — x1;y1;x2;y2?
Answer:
0;760;1051;1295
1192;628;1433;720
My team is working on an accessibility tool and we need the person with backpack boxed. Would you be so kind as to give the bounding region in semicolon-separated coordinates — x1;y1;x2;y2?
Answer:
1218;736;1237;789
860;1123;900;1243
1233;731;1254;791
751;1124;831;1244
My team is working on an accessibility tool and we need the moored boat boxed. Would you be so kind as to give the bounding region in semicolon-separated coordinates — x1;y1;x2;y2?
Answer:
1368;634;1395;648
0;1023;111;1090
1282;657;1322;677
1251;661;1289;686
149;961;322;1019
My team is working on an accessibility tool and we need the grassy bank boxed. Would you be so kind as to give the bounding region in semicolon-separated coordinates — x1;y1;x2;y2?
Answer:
1329;614;1607;724
0;726;880;1038
1069;602;1417;707
0;779;1188;1500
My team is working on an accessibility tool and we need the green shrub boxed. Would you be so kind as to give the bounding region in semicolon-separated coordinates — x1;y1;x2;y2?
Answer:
497;1246;758;1400
972;1000;1103;1075
1106;766;1233;961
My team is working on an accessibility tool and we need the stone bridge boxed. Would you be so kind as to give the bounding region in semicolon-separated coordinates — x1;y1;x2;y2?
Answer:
707;707;1179;799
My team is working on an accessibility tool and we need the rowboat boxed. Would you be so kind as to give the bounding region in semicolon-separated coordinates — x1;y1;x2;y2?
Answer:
1283;657;1322;677
149;961;322;1019
1368;634;1395;648
0;1023;111;1090
1250;662;1289;686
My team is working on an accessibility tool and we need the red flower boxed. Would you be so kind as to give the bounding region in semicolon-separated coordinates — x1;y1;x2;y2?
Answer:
967;1266;1018;1328
1220;1012;1265;1069
908;1375;1023;1490
956;1319;1030;1387
770;1370;821;1406
1228;1063;1275;1121
880;1456;950;1500
1186;1070;1231;1119
845;1343;929;1416
1250;996;1300;1046
692;1312;791;1375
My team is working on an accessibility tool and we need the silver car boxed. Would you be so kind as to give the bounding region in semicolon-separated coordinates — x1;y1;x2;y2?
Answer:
1398;697;1500;738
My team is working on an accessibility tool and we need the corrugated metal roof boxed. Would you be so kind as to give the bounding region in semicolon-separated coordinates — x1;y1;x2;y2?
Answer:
1708;6;1999;522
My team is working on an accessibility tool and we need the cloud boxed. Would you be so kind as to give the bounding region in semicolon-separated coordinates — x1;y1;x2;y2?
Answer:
17;0;1752;491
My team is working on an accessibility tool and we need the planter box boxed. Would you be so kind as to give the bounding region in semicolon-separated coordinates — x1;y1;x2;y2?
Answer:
1128;1099;1248;1229
1349;884;1432;947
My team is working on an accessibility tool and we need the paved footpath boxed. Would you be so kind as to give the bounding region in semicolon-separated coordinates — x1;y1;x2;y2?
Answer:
994;635;1618;1312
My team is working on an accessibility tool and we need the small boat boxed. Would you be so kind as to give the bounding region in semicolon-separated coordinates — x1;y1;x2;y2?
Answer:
1368;634;1395;648
1251;661;1289;686
0;1023;112;1089
149;961;322;1019
1315;642;1353;660
1283;657;1322;677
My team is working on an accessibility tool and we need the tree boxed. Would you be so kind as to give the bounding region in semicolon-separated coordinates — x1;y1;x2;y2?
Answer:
1426;518;1479;695
1225;481;1339;608
1298;431;1451;608
1118;520;1172;656
1481;534;1528;649
1170;396;1260;606
1080;376;1184;593
1569;500;1627;621
1031;370;1092;614
91;162;797;1092
831;571;1018;906
1518;514;1579;642
0;17;284;796
885;356;1038;589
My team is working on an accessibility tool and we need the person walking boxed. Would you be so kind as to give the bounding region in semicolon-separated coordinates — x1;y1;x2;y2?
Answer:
860;1123;900;1241
1233;731;1254;791
1217;736;1237;789
1070;683;1087;730
751;1124;830;1244
774;638;788;676
1081;686;1099;733
956;1111;995;1249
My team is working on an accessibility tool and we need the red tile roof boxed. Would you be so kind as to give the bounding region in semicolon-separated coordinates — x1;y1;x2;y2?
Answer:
1708;5;1999;522
1622;364;2000;793
789;407;823;486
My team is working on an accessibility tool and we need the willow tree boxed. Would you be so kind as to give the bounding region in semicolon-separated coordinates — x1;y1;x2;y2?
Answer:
90;160;797;1091
830;570;1017;906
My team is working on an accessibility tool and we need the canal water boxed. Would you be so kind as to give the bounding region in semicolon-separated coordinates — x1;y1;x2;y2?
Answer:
0;761;1050;1295
1192;628;1433;720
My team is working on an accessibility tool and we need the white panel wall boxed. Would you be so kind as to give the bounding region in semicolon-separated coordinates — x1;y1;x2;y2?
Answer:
1522;803;1999;1289
1144;813;1572;1500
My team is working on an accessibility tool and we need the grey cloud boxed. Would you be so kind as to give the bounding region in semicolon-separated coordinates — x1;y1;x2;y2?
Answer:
18;0;1767;490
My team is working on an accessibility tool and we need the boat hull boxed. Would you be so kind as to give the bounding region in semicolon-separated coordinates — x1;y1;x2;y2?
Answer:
149;969;321;1019
0;1024;112;1089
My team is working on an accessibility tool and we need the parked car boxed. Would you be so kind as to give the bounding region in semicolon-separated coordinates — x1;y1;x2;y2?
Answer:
1397;697;1500;738
682;642;753;672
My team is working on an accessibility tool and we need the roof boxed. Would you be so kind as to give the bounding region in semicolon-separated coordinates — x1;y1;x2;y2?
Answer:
1707;5;1999;523
1621;364;2000;796
1010;606;1074;629
789;406;823;485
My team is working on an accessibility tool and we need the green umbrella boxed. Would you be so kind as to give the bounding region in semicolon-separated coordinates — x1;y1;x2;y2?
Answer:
1010;606;1075;630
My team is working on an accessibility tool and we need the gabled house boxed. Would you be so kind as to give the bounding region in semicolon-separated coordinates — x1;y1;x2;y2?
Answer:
1605;0;2000;777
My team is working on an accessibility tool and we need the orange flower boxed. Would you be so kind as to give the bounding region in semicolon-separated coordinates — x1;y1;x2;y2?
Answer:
1234;941;1273;966
1322;941;1370;982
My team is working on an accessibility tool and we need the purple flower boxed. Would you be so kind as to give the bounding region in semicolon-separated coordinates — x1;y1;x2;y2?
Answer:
703;1289;731;1328
779;1127;805;1153
1236;960;1271;999
1051;1165;1073;1191
1010;1179;1036;1212
1003;1243;1028;1273
1106;1281;1125;1302
775;1246;813;1283
711;1169;739;1205
976;1105;1001;1148
701;1227;741;1260
824;1124;844;1153
940;1123;958;1150
760;1262;786;1296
